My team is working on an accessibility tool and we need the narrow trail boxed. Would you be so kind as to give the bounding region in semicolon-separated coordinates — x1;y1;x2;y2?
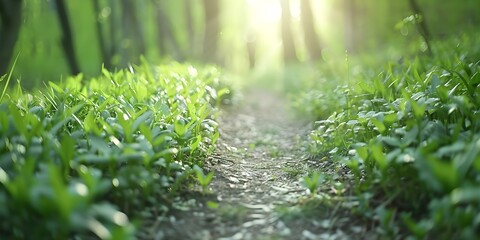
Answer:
153;88;367;240
206;89;311;239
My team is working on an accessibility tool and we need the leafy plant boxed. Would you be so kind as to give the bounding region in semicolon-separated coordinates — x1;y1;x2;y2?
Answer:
294;33;480;238
193;165;214;193
301;172;324;196
0;61;229;238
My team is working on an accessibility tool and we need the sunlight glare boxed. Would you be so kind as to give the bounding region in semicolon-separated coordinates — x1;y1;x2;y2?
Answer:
246;0;300;27
247;0;281;24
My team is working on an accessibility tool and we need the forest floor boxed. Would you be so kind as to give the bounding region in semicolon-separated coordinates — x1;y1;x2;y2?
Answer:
148;88;375;240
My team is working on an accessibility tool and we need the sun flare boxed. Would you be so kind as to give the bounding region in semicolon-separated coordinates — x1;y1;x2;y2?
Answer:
246;0;300;27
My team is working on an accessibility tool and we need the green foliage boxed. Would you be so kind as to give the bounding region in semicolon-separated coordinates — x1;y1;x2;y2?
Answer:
0;53;20;102
300;172;325;196
193;165;214;193
297;34;480;238
0;61;228;238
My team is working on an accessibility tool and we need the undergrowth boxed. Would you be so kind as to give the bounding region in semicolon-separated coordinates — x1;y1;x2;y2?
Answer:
294;33;480;239
0;60;229;239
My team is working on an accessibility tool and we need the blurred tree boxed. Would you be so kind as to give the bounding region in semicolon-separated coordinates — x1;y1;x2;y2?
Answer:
119;0;145;65
54;0;81;75
409;0;432;55
0;0;23;76
343;0;357;53
246;32;256;69
202;0;220;63
280;0;297;63
92;0;112;69
109;0;120;67
153;0;183;60
300;0;322;61
185;0;195;57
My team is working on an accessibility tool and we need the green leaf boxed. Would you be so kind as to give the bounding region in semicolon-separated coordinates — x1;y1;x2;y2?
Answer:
379;136;402;148
383;113;397;126
9;104;27;136
48;163;72;219
410;100;426;120
371;118;386;134
0;167;9;184
132;110;152;132
451;187;480;204
356;146;369;160
217;88;230;99
117;110;133;142
371;142;387;170
84;110;101;135
301;172;323;194
0;52;20;102
207;201;219;209
436;85;449;102
427;156;458;191
454;139;480;179
139;124;153;144
49;81;65;94
190;135;201;152
59;135;75;167
91;203;129;226
174;118;188;136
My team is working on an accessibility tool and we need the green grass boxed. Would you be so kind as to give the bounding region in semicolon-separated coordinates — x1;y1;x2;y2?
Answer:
292;33;480;239
0;60;229;238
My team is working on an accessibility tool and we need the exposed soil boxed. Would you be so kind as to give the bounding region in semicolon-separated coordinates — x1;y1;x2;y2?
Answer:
145;88;375;240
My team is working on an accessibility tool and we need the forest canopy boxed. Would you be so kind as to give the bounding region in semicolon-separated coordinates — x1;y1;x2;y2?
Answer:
1;0;479;86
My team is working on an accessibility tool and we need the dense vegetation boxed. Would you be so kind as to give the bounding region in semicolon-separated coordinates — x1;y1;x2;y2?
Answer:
1;0;480;238
0;61;228;238
291;34;480;238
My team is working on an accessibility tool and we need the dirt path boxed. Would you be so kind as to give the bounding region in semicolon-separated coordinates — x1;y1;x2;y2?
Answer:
149;88;369;240
205;89;311;239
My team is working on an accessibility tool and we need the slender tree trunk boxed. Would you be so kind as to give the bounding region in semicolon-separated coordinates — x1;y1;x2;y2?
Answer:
120;0;146;64
109;0;118;66
280;0;297;63
54;0;81;75
246;33;256;69
300;0;322;61
408;0;433;55
184;0;195;56
92;0;111;69
153;0;167;55
202;0;220;63
153;0;183;60
344;0;356;53
0;0;23;76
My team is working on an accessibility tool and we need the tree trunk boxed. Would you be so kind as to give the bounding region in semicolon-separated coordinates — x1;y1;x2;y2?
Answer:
344;0;357;53
408;0;433;55
280;0;297;63
54;0;81;75
120;0;146;65
300;0;322;61
109;0;119;66
92;0;112;69
153;0;183;60
184;0;195;56
246;33;256;69
0;0;23;76
202;0;220;63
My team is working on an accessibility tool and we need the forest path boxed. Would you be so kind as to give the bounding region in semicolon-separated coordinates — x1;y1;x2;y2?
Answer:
151;88;364;240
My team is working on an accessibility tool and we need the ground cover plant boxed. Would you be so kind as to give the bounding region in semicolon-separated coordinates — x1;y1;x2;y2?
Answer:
2;1;479;239
0;60;229;239
298;34;480;238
